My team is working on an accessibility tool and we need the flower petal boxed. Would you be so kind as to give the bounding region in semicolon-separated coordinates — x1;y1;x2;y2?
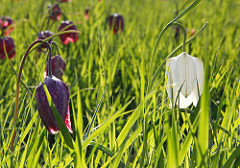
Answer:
179;93;194;108
65;106;73;133
166;57;180;108
193;57;204;94
173;52;197;98
192;57;204;106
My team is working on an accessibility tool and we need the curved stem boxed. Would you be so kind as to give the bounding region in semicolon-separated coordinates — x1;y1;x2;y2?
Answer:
10;40;51;150
51;41;60;55
47;43;53;77
40;16;49;32
3;41;32;95
147;0;203;92
150;22;208;91
172;22;187;52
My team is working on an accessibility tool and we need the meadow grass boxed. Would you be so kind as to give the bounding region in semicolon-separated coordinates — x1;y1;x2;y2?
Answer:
0;0;240;167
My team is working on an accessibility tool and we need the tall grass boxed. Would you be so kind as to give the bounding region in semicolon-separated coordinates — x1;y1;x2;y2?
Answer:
0;0;240;167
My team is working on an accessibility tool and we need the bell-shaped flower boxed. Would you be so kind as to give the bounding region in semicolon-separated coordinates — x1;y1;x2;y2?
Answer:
165;52;204;109
36;76;72;134
43;55;66;80
58;20;78;45
0;37;16;59
49;4;62;21
109;13;124;34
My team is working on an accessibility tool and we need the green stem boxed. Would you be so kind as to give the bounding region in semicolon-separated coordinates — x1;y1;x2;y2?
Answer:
51;41;60;55
172;22;187;52
148;0;203;92
40;16;49;32
3;41;32;95
47;43;53;77
150;22;208;91
10;40;51;150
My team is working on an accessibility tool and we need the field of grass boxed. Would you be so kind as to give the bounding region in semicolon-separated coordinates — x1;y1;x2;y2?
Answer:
0;0;240;167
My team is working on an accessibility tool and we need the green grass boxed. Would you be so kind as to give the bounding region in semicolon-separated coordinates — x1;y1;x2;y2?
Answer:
1;0;240;167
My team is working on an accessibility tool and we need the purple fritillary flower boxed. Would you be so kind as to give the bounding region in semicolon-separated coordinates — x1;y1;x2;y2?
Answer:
109;13;124;34
44;55;66;80
58;20;78;45
36;76;72;134
0;37;16;59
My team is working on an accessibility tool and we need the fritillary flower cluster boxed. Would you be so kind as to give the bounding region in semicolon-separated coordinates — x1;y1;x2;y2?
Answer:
34;1;127;135
34;0;79;135
0;16;16;60
38;1;79;49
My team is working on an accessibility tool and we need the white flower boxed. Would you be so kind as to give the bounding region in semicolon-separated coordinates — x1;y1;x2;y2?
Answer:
165;52;204;108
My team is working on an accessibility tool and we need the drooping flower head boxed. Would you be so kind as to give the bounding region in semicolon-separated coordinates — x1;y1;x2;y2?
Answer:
0;37;16;59
0;16;14;36
36;76;72;134
165;52;204;109
49;4;62;21
43;55;66;80
58;20;78;45
37;30;54;51
109;13;124;34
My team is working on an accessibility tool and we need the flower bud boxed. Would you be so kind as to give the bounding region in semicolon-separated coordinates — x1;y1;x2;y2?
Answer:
36;76;72;134
109;13;124;34
58;20;78;45
44;55;66;80
0;37;16;59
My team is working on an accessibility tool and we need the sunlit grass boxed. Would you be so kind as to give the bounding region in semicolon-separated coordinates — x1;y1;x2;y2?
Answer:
0;0;240;167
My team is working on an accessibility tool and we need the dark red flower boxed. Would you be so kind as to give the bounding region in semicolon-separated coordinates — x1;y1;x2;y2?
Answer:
37;30;54;51
85;8;89;20
36;76;72;134
49;4;62;21
109;14;124;34
1;16;14;36
44;55;66;80
60;0;72;3
58;21;78;45
0;37;16;59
